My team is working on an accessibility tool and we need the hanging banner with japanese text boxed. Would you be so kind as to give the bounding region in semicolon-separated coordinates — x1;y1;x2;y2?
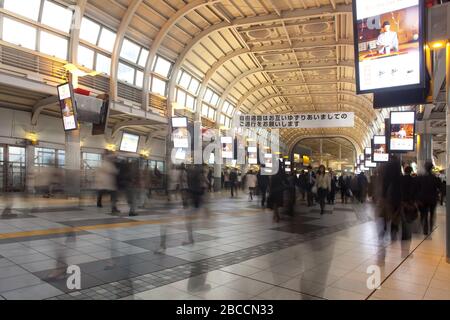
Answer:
237;112;354;129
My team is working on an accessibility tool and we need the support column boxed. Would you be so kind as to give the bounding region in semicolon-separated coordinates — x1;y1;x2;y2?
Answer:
445;42;450;262
319;139;323;165
25;145;35;194
65;130;81;199
417;132;433;175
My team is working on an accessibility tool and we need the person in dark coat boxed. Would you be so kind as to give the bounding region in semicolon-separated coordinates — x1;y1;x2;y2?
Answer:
229;168;238;198
382;156;402;240
269;170;287;223
400;166;418;241
305;166;316;207
358;172;369;203
338;174;347;204
257;165;270;207
416;162;441;235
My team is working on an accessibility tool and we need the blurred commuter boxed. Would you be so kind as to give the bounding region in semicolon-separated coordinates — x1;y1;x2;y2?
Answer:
306;166;316;207
223;169;230;190
95;153;120;214
229;168;238;197
382;156;402;240
286;171;297;216
207;168;213;192
315;165;331;215
257;165;270;207
167;165;181;201
338;174;347;203
246;170;257;201
350;174;360;203
400;166;418;241
416;162;441;235
298;170;307;201
440;178;446;206
358;172;369;203
327;170;337;205
269;170;287;222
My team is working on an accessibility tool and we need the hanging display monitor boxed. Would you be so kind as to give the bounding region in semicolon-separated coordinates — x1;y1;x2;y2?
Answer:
352;0;425;94
389;111;416;151
372;135;389;162
172;117;188;128
265;154;273;168
57;82;78;131
248;146;258;165
221;136;233;159
120;132;140;153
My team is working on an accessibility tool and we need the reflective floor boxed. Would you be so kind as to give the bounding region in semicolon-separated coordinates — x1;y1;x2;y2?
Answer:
0;192;448;300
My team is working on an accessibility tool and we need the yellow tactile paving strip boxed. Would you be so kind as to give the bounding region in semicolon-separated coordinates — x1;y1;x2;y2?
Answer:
0;210;260;240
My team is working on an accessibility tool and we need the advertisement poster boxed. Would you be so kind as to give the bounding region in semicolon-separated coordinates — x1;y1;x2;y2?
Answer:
372;135;389;162
120;133;140;153
353;0;423;93
172;117;187;128
173;129;189;148
389;111;415;151
221;137;233;159
57;83;78;131
248;146;258;165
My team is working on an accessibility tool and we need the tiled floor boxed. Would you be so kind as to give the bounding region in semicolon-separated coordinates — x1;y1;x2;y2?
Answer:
0;192;449;300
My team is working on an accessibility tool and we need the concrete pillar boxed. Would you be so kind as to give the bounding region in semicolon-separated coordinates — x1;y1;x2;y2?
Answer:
25;145;35;194
446;42;450;262
319;139;323;165
417;133;433;175
65;130;81;198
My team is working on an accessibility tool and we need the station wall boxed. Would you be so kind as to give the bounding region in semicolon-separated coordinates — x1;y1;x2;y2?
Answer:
0;108;166;160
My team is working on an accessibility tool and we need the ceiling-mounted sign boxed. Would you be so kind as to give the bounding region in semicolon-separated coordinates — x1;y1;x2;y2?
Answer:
352;0;425;94
238;113;354;129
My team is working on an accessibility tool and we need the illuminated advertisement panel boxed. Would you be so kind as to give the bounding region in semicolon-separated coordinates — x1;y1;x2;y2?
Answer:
372;135;389;162
389;111;416;151
248;146;258;164
120;132;140;153
57;83;78;131
352;0;425;93
221;137;233;159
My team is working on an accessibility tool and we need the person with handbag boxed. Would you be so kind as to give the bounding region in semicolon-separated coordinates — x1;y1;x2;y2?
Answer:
400;166;418;241
314;165;331;215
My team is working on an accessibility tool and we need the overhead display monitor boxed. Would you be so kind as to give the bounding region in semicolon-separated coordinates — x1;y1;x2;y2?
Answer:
372;135;389;162
389;111;415;151
57;83;78;131
172;117;188;128
248;146;258;165
352;0;425;94
173;128;189;148
365;147;372;155
221;136;233;159
120;132;140;153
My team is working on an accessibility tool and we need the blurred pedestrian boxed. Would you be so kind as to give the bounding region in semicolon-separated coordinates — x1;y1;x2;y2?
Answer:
314;165;331;215
95;153;120;214
416;162;441;235
246;170;257;201
257;165;269;207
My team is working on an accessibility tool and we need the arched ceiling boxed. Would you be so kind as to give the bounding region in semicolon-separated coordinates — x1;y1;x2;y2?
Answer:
80;0;378;151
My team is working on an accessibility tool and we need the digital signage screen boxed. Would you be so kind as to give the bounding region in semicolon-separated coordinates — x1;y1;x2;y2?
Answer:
389;111;415;151
248;146;257;165
57;83;78;131
221;137;233;159
173;128;189;148
372;135;389;162
120;132;140;153
352;0;425;94
172;117;187;128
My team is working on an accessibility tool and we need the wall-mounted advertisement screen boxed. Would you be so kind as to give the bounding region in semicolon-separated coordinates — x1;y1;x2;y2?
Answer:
248;146;257;164
221;137;233;159
173;128;189;148
372;135;389;162
389;111;415;151
265;154;273;168
352;0;424;94
172;117;187;128
120;132;140;153
57;83;78;131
